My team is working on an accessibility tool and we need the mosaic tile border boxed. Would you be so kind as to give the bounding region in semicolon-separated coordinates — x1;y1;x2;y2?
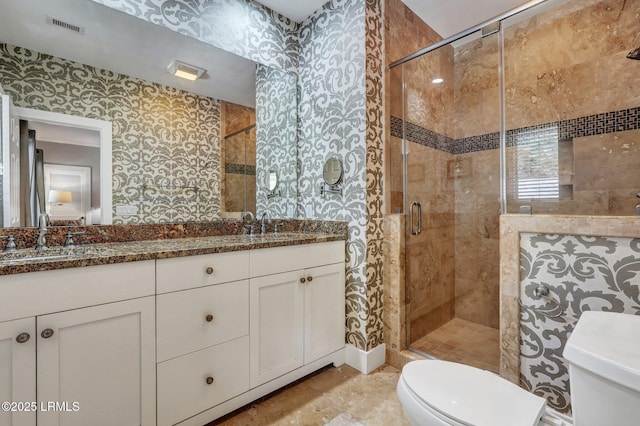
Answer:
225;163;256;176
391;105;640;154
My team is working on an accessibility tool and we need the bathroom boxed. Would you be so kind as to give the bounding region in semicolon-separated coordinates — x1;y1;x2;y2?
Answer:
0;0;639;425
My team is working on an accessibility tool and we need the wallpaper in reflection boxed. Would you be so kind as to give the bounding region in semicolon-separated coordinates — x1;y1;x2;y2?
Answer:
255;64;297;218
0;44;221;223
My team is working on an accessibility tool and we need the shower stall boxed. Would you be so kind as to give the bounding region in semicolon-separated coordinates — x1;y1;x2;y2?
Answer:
388;0;640;374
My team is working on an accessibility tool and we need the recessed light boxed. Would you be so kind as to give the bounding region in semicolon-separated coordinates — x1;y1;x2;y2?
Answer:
167;60;206;81
432;78;444;84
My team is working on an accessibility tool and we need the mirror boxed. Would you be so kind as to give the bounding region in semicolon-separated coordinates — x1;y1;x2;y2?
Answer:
323;157;344;186
320;157;344;198
267;170;279;192
0;0;298;227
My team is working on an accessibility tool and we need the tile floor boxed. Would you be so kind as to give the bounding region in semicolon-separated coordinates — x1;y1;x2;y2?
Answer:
210;365;409;426
409;318;500;373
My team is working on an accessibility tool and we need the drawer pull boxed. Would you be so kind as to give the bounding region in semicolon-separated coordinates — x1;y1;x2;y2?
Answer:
299;277;306;283
16;332;30;343
41;328;54;339
307;276;313;282
205;266;214;275
205;314;214;323
206;376;214;385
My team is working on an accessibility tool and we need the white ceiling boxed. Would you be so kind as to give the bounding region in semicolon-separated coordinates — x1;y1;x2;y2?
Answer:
0;0;533;109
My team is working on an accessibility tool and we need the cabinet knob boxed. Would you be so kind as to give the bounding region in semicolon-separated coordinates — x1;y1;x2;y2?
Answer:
41;328;54;339
299;277;306;283
205;314;214;323
206;376;214;385
205;266;214;275
16;332;30;343
307;276;313;282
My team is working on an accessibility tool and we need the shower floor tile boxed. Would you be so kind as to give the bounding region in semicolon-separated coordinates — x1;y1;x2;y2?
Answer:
410;318;500;373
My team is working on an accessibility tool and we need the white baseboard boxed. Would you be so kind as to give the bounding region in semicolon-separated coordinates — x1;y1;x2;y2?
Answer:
345;343;386;374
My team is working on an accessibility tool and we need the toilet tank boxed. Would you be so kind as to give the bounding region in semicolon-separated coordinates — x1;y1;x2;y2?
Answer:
563;311;640;426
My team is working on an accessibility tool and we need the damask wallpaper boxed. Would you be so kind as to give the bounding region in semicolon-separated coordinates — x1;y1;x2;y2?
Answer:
0;44;221;223
298;0;370;350
88;0;300;74
255;64;297;218
519;233;640;414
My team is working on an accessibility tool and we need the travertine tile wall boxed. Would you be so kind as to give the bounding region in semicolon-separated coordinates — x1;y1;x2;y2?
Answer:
503;0;640;215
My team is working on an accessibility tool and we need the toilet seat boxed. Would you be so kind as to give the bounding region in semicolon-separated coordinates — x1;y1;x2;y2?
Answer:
400;360;546;426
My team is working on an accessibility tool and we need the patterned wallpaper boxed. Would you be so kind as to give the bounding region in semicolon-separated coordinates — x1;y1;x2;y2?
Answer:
364;0;385;351
89;0;300;74
519;233;640;414
255;64;297;218
298;0;369;349
0;44;221;224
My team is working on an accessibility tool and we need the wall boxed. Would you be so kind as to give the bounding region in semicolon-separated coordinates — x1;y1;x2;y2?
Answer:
297;0;384;350
500;215;640;417
0;44;221;224
502;0;640;215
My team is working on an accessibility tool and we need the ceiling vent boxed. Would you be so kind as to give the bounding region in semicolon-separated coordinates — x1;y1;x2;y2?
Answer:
46;16;85;35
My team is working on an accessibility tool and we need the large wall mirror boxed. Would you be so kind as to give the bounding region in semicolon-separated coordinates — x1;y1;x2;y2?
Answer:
0;0;298;228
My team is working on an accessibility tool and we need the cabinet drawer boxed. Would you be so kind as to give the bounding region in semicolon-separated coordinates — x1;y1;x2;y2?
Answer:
157;336;250;426
156;280;249;362
156;251;249;294
250;241;345;277
0;260;155;322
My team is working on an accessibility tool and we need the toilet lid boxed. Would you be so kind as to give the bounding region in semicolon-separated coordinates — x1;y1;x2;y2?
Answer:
402;360;546;426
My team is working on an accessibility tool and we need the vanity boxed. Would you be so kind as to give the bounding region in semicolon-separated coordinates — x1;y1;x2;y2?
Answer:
0;229;346;426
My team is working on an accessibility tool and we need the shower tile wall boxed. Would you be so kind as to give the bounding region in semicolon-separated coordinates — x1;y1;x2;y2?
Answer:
503;0;640;215
221;101;255;213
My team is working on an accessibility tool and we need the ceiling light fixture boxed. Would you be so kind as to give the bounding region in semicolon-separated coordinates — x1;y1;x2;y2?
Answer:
167;60;206;81
432;78;444;84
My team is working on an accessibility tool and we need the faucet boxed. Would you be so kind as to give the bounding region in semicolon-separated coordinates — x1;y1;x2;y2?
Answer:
260;212;270;235
36;213;49;250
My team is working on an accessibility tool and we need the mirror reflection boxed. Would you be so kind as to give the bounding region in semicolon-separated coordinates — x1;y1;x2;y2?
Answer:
323;157;344;186
0;0;298;228
267;170;278;192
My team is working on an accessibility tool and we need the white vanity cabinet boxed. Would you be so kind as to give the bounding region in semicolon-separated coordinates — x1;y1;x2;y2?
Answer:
0;261;156;426
0;317;36;426
155;252;250;426
249;241;345;388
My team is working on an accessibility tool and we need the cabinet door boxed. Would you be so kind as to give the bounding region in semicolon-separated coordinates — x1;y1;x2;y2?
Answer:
0;318;36;426
304;263;346;363
37;297;155;426
249;271;304;388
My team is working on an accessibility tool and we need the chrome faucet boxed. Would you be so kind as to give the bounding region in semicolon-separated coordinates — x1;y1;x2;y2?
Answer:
260;212;270;235
36;213;49;250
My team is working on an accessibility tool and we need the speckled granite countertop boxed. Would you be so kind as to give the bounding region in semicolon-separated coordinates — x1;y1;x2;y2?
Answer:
0;232;346;276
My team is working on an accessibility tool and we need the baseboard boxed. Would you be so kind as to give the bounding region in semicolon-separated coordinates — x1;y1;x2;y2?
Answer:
345;343;386;374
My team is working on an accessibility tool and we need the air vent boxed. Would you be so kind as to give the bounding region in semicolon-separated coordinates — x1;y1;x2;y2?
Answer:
46;16;85;34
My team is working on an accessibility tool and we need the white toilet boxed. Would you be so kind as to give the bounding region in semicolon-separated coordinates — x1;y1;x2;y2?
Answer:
397;311;640;426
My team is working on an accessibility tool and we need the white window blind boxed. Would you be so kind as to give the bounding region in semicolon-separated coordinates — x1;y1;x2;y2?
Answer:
511;125;560;200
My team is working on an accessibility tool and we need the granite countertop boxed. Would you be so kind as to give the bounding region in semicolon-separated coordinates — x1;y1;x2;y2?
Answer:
0;232;346;276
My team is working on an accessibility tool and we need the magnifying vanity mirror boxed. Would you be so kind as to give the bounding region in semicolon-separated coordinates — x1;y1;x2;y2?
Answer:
320;156;343;197
265;169;280;199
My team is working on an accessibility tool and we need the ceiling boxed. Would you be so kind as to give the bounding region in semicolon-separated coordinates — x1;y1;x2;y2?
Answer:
0;0;533;109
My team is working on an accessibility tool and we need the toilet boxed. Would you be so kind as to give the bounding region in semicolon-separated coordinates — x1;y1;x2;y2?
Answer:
397;311;640;426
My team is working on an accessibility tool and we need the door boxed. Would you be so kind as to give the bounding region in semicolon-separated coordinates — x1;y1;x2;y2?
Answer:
249;270;304;388
36;297;156;426
0;93;20;227
303;263;345;363
0;318;36;426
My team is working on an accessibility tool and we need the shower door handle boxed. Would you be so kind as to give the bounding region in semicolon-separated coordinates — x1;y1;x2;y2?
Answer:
410;201;422;236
